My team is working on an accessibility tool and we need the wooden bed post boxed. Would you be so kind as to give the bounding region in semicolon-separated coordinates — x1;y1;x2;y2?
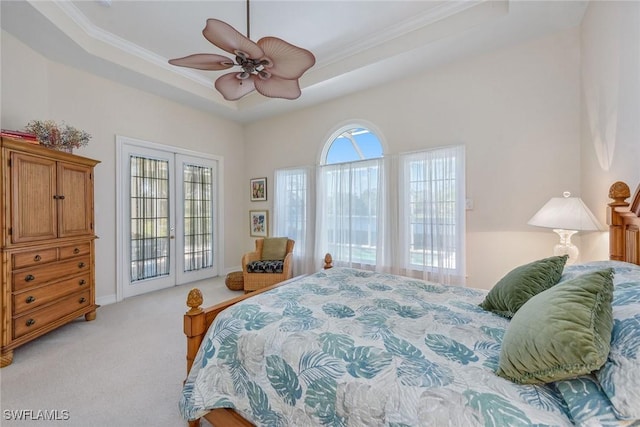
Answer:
184;288;206;427
184;289;206;376
324;253;333;269
608;181;631;261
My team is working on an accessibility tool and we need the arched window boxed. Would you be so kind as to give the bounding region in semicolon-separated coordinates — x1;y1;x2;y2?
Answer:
322;127;383;164
318;125;384;267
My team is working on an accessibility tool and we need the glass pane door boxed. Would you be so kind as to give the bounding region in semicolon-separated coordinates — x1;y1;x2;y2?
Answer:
176;154;217;284
130;155;171;282
118;138;219;300
123;145;175;298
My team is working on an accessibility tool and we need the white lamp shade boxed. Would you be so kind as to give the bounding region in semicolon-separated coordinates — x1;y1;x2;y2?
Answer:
528;193;603;231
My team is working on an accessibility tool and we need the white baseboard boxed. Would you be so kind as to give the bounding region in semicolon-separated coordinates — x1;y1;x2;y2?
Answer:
96;294;117;307
97;269;241;305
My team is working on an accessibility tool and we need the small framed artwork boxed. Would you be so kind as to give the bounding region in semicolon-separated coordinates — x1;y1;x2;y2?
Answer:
249;210;268;237
250;177;267;201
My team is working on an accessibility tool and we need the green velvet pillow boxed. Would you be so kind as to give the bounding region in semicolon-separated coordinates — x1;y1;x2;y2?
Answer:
496;269;614;384
261;237;288;260
479;255;568;317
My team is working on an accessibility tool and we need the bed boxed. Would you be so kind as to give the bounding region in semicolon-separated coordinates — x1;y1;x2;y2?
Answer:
180;180;640;427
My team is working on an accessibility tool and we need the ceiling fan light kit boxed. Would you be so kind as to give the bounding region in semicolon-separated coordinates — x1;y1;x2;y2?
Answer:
169;2;315;101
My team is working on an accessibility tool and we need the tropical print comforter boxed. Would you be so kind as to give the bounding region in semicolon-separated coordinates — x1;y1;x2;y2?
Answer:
179;264;638;426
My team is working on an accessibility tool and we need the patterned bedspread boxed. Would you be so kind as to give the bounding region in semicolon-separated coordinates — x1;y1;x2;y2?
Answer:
179;263;640;426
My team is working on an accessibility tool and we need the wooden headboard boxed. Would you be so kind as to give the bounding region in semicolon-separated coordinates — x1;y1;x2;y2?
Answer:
608;181;640;266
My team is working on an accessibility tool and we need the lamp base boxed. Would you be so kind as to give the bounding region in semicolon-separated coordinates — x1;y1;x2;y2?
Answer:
552;229;579;265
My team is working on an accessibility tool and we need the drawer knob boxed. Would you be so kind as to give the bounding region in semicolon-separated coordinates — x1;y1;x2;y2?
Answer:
34;255;41;262
79;279;86;286
73;248;80;254
25;274;35;282
25;296;36;304
79;297;86;304
78;262;86;268
25;319;36;327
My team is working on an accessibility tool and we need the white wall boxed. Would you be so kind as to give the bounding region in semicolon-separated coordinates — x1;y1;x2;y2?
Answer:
579;1;640;261
245;27;583;289
1;32;246;304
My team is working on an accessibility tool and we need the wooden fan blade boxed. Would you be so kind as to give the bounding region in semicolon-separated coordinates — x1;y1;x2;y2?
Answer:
168;54;234;71
203;19;263;59
214;73;256;101
254;75;301;100
257;37;315;80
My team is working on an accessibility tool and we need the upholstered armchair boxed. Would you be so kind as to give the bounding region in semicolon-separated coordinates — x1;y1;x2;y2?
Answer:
242;238;295;293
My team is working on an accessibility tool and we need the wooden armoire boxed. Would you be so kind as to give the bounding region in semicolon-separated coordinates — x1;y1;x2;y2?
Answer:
1;136;99;367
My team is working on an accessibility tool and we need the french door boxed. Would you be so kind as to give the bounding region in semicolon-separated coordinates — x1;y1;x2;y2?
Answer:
117;137;219;299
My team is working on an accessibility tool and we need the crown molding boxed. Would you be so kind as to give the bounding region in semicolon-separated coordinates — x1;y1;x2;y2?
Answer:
38;0;212;89
315;0;491;68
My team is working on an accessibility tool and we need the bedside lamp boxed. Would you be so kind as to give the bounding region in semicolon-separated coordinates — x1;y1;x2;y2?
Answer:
528;191;603;265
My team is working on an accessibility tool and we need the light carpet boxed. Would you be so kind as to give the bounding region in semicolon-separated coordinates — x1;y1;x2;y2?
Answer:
0;277;241;426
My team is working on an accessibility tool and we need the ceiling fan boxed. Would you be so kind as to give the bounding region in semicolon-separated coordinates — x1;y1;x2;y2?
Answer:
169;0;315;101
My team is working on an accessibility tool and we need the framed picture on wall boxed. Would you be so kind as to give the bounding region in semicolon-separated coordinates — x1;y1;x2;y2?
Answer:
250;177;267;201
249;210;268;237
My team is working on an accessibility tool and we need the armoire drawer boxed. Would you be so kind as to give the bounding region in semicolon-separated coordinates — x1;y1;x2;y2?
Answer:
59;242;91;259
12;248;58;269
13;274;91;314
12;256;91;292
13;290;91;339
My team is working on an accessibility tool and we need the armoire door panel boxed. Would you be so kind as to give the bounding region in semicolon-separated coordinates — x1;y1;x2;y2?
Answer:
57;162;93;237
10;152;57;243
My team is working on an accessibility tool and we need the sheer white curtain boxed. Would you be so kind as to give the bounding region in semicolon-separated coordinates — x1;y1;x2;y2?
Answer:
316;159;383;271
377;155;399;273
273;167;317;275
274;145;465;285
398;145;466;285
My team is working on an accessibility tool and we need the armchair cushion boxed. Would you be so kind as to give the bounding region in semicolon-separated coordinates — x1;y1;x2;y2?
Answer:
261;237;289;260
247;260;284;274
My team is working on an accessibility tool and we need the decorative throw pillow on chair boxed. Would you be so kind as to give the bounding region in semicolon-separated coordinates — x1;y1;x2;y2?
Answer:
261;237;289;260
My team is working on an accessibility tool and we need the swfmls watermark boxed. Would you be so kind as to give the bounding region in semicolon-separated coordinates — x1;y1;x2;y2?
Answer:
3;409;70;421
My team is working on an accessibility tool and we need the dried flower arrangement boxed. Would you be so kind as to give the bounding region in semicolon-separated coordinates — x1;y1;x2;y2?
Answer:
24;120;91;152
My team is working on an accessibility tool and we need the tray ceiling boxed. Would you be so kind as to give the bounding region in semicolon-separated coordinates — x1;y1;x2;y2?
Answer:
1;1;587;123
